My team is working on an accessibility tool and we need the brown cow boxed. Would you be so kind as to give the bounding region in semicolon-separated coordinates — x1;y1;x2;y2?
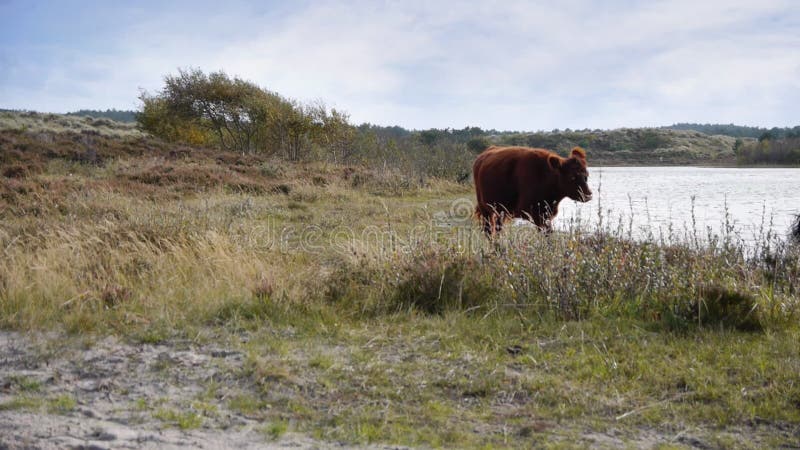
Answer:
473;146;592;235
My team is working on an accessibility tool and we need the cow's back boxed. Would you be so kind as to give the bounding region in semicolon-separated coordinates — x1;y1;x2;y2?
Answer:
474;146;556;213
474;147;527;212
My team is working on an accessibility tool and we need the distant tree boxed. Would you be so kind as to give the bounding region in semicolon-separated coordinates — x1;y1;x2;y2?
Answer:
639;129;668;149
67;109;137;122
665;123;800;139
757;139;771;159
733;138;744;155
156;68;288;153
576;135;593;148
137;94;213;146
318;107;356;163
419;129;441;146
466;137;490;153
736;136;800;165
271;99;318;161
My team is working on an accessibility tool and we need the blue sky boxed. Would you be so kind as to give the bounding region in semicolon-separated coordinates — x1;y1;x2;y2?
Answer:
1;0;798;130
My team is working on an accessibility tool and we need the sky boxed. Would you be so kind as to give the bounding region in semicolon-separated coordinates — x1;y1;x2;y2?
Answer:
1;0;798;130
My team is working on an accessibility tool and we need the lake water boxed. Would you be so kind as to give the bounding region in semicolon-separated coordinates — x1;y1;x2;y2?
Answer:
552;167;800;243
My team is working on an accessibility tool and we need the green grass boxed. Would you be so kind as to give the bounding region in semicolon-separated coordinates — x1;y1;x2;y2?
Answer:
262;419;289;440
6;375;42;393
133;398;149;411
0;395;43;411
228;395;270;417
153;408;204;429
47;394;77;414
0;394;77;415
217;310;799;447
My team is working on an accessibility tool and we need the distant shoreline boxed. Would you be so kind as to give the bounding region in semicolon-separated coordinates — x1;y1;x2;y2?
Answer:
2;109;798;169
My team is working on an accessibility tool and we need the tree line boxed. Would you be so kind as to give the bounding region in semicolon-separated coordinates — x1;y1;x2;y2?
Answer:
66;109;137;123
665;123;800;140
134;69;800;177
735;137;800;165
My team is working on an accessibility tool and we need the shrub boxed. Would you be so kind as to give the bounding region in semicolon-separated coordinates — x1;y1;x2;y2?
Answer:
2;164;34;178
138;69;355;160
664;285;761;331
388;251;498;314
325;250;501;316
324;225;798;331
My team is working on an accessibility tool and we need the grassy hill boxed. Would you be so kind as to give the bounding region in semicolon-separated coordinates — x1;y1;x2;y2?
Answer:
66;108;138;123
496;127;743;165
664;122;800;140
0;110;142;138
0;111;758;192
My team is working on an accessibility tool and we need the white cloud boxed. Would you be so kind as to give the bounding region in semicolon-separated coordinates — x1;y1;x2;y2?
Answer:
2;0;798;129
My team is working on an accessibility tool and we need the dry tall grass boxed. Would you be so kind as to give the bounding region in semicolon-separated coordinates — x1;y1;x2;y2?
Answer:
2;182;798;336
1;116;798;337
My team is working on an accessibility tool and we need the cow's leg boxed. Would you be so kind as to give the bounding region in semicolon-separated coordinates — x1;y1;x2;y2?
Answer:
482;213;503;237
481;214;493;236
477;208;494;237
522;201;556;233
531;213;551;233
493;212;505;236
478;204;505;237
542;201;559;234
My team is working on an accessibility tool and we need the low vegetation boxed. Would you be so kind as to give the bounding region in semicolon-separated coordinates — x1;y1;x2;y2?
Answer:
1;111;799;447
0;109;142;138
66;108;137;123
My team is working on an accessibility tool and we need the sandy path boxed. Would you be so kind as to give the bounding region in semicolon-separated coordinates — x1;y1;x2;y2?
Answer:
0;331;388;450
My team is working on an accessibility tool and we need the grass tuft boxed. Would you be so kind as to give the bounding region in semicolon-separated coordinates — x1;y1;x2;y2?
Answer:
262;419;289;440
153;408;204;429
47;394;77;414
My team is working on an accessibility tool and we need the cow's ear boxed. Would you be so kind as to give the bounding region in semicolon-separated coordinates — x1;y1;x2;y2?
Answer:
548;155;562;170
570;147;586;160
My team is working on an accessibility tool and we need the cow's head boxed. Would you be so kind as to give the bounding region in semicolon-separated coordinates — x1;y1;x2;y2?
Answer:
550;147;592;202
